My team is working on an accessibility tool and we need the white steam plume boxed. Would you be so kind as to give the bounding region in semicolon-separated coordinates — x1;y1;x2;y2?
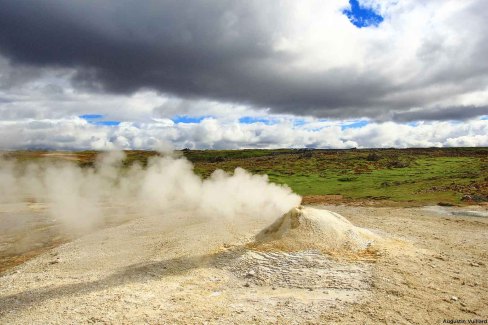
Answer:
0;151;301;234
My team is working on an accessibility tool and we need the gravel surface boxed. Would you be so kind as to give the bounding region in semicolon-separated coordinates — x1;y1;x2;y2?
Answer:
0;204;487;324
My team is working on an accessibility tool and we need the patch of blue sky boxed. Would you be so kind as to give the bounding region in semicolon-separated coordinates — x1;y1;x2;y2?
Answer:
308;127;326;132
79;114;104;120
172;115;211;124
292;118;307;127
343;0;384;28
91;120;121;126
341;120;369;130
239;116;278;125
80;114;121;127
406;121;421;127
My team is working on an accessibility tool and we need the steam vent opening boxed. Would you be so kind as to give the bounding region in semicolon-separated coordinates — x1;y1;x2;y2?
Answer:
217;206;381;294
253;206;380;254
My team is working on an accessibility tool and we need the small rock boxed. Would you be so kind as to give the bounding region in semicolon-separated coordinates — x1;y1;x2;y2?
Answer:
246;270;256;278
244;283;250;288
451;296;458;301
470;262;480;267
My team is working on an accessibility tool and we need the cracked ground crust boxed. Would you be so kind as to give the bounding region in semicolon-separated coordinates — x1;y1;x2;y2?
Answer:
219;250;371;290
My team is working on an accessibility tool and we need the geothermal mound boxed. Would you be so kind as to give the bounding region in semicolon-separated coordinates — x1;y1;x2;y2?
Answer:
218;206;378;291
253;206;378;253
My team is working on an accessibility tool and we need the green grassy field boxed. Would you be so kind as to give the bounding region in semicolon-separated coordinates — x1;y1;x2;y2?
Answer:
184;148;487;205
3;148;487;205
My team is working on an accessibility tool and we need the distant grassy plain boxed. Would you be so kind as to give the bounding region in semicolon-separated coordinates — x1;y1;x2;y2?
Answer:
4;148;488;205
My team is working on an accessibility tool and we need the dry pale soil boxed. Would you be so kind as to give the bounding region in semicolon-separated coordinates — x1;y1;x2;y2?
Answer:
0;204;487;324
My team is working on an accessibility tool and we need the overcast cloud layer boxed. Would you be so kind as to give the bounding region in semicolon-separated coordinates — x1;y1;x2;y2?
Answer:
0;0;487;149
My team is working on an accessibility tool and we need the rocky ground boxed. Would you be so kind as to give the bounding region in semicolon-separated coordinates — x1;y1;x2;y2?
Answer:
0;204;487;324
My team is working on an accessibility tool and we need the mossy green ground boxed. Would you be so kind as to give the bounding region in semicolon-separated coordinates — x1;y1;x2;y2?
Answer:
4;148;487;205
184;148;487;204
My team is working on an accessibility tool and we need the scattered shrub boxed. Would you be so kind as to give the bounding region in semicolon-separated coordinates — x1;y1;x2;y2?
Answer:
386;160;410;168
366;152;381;161
209;156;225;163
338;176;357;182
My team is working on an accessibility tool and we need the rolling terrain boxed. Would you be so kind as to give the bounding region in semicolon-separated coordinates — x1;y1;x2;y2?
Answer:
4;147;487;205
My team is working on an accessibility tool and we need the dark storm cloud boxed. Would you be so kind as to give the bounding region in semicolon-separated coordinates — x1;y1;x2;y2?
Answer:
391;105;488;122
0;0;487;120
0;0;280;93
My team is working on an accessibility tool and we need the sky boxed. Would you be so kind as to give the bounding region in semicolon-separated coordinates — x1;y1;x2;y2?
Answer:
0;0;487;150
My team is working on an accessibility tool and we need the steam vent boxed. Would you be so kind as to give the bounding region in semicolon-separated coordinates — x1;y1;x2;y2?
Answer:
220;206;380;294
254;206;379;253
